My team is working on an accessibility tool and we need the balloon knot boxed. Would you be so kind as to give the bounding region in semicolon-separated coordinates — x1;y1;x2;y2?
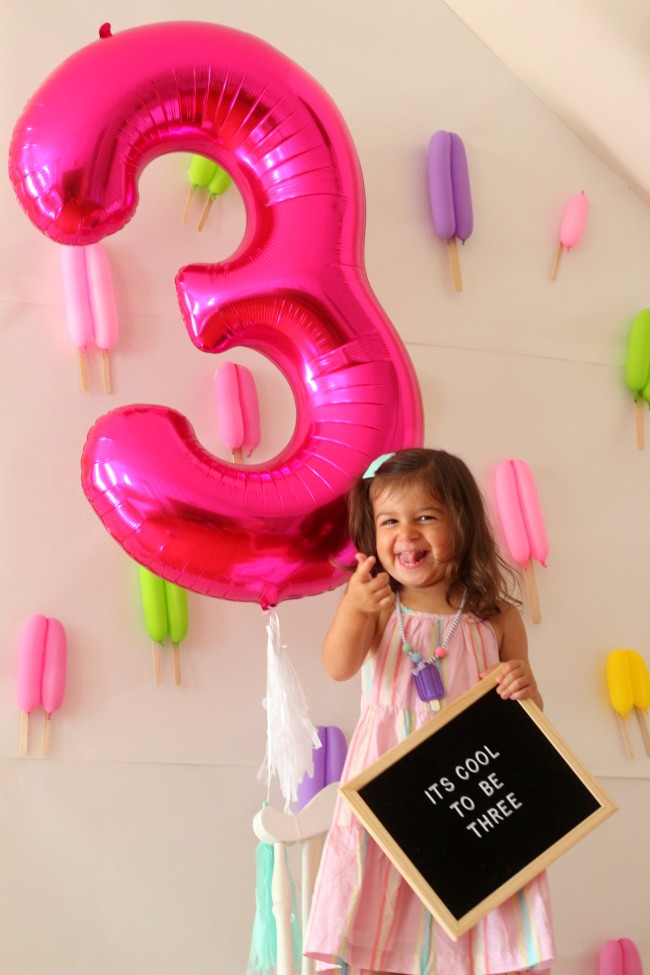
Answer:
99;23;112;39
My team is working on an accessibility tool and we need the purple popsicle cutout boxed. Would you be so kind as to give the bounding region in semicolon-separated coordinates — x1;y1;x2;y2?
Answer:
428;131;473;242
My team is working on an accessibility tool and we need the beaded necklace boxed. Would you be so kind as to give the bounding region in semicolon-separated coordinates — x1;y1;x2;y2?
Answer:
394;589;467;706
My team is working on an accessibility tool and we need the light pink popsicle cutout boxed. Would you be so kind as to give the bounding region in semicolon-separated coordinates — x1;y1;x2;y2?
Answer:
85;243;119;392
60;242;118;391
215;361;261;463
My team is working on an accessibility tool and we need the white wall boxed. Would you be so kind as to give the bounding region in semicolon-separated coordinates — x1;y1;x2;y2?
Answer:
2;2;649;973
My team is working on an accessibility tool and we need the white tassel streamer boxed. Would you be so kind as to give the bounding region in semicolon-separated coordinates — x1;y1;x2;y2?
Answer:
257;609;321;811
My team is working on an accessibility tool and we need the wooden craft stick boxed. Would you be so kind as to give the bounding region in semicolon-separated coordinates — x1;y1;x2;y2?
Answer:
19;712;29;755
523;559;541;624
172;644;181;687
550;242;563;281
197;195;213;232
635;708;650;756
635;398;645;451
447;237;462;292
41;716;52;757
101;350;112;394
152;642;161;685
617;713;634;759
78;348;89;391
182;186;195;224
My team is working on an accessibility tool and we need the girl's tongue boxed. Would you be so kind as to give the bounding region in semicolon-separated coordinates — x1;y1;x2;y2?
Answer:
398;550;427;567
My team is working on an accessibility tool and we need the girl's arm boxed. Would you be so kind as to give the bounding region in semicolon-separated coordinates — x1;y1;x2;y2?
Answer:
323;554;394;681
493;602;544;709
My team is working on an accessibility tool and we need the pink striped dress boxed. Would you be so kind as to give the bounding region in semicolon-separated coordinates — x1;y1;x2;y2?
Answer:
303;606;556;975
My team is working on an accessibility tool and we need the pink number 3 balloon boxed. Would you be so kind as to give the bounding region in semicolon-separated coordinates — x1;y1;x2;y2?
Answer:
9;22;423;607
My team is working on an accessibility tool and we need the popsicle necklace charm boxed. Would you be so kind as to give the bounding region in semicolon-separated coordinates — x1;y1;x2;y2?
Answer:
395;591;467;705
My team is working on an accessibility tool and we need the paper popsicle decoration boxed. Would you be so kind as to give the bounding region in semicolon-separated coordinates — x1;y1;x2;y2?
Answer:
427;130;473;293
139;567;189;686
85;243;119;393
551;190;589;280
183;154;233;229
606;649;650;758
494;460;548;624
16;614;67;755
297;725;347;809
624;309;650;451
16;615;47;754
40;618;67;756
215;362;261;463
198;165;233;232
182;154;217;223
60;242;118;392
599;937;643;975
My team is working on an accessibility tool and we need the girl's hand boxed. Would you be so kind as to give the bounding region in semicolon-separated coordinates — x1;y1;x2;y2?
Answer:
345;554;394;615
322;554;394;680
495;659;540;703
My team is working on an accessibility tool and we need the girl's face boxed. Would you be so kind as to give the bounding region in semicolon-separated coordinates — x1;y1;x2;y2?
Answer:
372;482;454;590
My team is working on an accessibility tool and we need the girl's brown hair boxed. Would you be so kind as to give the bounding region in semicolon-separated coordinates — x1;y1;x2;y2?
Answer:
347;448;519;619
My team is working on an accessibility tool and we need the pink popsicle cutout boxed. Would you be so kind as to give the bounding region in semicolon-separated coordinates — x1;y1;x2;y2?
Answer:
428;130;473;293
551;190;589;280
494;460;548;623
599;938;643;975
41;617;67;756
16;614;48;754
215;362;261;463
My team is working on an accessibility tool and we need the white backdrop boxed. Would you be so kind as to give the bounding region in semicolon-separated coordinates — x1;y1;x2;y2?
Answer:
2;3;649;973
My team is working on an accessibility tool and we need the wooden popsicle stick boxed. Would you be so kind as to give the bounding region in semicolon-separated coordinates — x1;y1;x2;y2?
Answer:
523;559;541;624
550;242;563;281
634;398;645;451
19;712;29;755
447;237;463;292
197;195;213;232
635;708;650;756
41;715;52;757
172;644;181;687
152;641;162;685
78;348;89;391
617;713;634;758
232;447;244;464
182;186;195;224
100;350;112;394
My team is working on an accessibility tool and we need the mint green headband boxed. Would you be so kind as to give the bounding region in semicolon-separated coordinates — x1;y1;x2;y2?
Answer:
362;452;396;479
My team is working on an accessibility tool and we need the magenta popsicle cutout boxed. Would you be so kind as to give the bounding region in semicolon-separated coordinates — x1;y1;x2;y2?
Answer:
551;190;589;280
494;460;548;623
428;130;473;292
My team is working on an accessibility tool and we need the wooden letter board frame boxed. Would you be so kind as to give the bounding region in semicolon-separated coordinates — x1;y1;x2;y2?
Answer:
341;670;616;940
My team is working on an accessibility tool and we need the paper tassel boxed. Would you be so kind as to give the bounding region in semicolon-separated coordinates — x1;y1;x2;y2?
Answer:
258;609;321;811
246;841;276;975
246;838;302;975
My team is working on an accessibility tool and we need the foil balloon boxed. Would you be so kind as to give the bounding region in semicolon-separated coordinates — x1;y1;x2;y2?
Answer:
8;21;423;607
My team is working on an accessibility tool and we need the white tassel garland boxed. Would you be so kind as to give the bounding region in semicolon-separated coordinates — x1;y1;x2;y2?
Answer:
257;609;321;811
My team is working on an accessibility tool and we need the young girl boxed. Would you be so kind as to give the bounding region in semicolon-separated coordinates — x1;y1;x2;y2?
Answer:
304;448;556;975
